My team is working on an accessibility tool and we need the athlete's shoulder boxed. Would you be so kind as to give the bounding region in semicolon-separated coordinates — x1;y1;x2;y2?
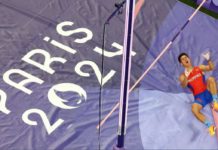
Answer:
179;73;186;80
179;73;186;77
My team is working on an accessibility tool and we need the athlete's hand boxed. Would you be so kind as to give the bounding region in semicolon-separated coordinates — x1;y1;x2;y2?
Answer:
202;50;211;61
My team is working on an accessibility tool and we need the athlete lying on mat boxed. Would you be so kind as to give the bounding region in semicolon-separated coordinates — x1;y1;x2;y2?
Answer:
178;51;218;136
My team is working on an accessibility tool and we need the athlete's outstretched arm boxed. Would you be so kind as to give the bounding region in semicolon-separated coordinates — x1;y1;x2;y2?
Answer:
179;73;188;88
199;60;215;72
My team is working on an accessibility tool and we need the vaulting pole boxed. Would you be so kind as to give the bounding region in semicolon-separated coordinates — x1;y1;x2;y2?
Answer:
113;0;135;149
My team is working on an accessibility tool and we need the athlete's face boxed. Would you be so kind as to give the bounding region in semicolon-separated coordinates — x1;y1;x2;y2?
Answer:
180;55;192;68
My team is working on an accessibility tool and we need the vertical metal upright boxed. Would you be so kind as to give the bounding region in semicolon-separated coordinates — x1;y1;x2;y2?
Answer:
114;0;135;149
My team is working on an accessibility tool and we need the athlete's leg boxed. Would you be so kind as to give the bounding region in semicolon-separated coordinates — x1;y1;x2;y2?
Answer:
207;77;218;110
192;102;215;136
192;103;206;123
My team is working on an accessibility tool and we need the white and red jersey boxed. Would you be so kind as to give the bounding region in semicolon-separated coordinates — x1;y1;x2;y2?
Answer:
185;66;207;96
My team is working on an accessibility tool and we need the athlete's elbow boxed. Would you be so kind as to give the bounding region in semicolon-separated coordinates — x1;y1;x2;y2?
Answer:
210;65;215;70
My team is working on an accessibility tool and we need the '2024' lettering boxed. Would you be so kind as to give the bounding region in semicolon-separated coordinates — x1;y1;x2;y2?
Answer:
0;21;137;134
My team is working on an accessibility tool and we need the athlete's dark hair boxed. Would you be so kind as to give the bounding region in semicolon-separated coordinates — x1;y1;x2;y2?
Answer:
178;53;189;63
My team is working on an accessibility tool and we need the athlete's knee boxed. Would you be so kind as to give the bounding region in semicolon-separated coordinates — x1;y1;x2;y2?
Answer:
207;76;216;84
192;105;200;115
